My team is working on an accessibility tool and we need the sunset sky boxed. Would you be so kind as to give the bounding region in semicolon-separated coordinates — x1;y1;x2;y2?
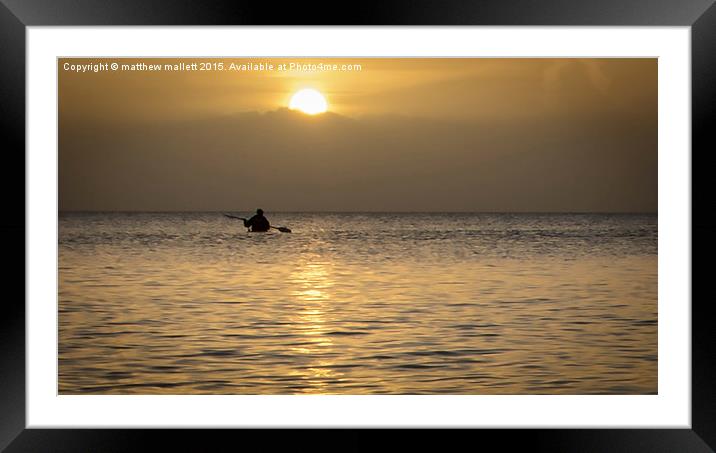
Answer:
59;58;657;212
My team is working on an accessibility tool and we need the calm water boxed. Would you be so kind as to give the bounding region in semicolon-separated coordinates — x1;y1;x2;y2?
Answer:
59;212;657;394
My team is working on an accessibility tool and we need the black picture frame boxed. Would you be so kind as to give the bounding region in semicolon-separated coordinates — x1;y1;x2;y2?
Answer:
2;0;713;450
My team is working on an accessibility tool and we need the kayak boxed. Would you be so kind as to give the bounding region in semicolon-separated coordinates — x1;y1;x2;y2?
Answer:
223;213;291;233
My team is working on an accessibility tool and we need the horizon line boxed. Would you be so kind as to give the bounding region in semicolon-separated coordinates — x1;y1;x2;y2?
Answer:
58;210;658;215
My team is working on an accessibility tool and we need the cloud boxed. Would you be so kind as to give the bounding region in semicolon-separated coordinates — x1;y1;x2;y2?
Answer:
60;106;656;213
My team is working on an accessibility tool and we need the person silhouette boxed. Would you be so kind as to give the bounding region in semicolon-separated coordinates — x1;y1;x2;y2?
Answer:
243;208;270;232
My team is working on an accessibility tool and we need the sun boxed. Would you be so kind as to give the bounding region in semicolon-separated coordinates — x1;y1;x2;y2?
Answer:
289;89;328;115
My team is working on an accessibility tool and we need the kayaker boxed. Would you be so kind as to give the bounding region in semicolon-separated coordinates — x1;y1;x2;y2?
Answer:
243;208;271;232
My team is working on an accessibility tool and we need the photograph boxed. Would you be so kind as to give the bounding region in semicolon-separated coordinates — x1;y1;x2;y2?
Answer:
58;56;658;395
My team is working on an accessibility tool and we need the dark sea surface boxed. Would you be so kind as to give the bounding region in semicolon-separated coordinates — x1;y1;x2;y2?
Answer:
58;212;657;394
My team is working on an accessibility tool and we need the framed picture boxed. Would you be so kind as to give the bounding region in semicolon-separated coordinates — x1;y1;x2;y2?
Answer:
4;0;713;450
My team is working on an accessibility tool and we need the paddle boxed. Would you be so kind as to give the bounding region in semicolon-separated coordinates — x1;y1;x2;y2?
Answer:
223;213;292;233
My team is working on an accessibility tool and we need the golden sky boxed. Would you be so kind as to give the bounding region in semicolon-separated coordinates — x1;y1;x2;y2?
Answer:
59;58;657;212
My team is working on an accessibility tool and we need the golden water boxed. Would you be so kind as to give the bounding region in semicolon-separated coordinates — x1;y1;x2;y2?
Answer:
59;213;657;394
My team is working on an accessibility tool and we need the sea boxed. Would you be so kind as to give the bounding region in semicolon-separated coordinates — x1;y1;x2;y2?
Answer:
58;212;657;394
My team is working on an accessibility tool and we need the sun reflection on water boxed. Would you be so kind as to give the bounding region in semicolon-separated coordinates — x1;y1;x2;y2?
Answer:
287;258;341;391
290;260;333;339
